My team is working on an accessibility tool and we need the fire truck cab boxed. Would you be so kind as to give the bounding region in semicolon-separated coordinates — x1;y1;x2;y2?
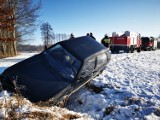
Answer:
110;31;141;53
141;37;157;51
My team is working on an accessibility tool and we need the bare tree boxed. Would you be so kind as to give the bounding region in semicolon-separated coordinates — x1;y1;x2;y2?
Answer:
40;22;54;49
0;0;41;58
16;0;41;42
55;33;69;43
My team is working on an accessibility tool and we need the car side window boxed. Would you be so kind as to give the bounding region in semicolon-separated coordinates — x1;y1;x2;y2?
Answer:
96;53;108;68
79;58;96;78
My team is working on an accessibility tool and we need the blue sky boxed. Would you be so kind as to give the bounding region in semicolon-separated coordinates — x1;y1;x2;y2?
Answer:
31;0;160;45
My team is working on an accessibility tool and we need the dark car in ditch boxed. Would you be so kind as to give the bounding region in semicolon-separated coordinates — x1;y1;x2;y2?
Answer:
0;36;111;105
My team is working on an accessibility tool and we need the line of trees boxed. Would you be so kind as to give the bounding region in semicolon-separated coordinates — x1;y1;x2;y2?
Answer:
0;0;41;58
54;33;69;43
17;44;43;52
40;22;69;49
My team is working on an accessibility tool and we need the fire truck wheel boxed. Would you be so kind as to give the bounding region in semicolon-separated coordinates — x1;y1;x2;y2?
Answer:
149;47;152;51
111;49;115;53
137;46;141;52
115;50;119;53
126;48;130;53
130;46;134;53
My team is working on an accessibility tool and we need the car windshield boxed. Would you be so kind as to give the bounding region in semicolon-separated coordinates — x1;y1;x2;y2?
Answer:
46;44;81;81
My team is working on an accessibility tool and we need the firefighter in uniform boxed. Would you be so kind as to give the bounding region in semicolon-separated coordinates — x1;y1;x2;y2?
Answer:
101;34;111;48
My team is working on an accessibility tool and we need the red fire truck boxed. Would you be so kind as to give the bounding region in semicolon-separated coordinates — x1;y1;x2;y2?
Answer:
110;31;141;53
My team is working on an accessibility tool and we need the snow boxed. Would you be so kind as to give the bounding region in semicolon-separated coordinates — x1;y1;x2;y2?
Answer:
67;50;160;120
0;50;160;119
0;52;37;73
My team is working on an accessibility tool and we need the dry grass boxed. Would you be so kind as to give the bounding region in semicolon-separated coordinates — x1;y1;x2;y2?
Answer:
0;94;82;120
0;81;83;120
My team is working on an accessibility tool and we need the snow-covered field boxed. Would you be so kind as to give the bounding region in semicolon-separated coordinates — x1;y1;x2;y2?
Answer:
0;50;160;119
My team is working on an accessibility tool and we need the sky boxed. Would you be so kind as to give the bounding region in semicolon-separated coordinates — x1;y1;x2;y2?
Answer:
30;0;160;45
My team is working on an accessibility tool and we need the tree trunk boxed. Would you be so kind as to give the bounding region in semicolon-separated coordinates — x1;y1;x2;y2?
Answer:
0;0;17;58
0;41;17;58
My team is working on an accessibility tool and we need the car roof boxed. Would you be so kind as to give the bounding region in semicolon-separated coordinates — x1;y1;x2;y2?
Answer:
58;36;107;61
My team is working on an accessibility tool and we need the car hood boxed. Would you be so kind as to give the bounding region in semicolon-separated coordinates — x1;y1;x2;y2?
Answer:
2;53;71;102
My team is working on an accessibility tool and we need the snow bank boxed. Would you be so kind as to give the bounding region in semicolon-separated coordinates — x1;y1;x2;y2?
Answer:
68;50;160;120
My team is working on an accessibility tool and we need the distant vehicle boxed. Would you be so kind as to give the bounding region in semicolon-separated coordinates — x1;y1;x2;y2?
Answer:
110;31;141;53
0;36;111;105
141;37;157;51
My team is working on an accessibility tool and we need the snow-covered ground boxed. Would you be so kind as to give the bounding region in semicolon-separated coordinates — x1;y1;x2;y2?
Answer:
0;50;160;119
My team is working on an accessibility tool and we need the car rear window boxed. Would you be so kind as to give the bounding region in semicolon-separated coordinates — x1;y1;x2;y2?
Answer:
96;52;108;69
79;58;96;78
